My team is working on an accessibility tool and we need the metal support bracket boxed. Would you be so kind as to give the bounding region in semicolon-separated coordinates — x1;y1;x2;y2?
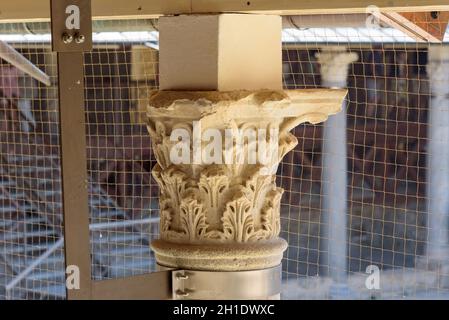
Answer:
172;265;282;300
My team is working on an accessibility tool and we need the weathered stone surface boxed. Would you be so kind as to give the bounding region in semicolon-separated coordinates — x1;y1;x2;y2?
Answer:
146;89;347;271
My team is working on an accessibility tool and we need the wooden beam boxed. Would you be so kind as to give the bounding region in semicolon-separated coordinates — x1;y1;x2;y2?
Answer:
396;11;449;42
191;0;449;15
0;0;191;22
375;11;449;42
1;0;449;22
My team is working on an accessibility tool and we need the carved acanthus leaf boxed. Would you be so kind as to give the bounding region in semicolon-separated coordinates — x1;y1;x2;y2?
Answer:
147;121;173;169
159;167;190;207
198;166;229;209
241;167;275;214
260;188;283;239
159;196;172;233
179;195;208;241
222;194;258;242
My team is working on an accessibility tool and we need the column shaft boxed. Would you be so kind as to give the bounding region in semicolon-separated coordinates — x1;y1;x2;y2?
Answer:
317;47;357;284
427;46;449;259
322;101;348;281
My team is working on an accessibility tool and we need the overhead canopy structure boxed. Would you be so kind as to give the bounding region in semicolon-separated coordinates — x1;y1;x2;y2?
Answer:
1;1;448;45
1;0;449;22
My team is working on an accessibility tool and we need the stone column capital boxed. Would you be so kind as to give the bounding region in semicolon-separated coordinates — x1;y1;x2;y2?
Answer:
316;46;358;86
146;89;346;271
427;46;449;95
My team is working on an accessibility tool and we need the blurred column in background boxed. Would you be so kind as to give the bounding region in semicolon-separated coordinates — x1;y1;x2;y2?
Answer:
316;47;358;298
426;46;449;288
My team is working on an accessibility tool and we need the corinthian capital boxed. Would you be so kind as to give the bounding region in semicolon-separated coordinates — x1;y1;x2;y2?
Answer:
427;46;449;95
316;46;358;86
146;89;346;271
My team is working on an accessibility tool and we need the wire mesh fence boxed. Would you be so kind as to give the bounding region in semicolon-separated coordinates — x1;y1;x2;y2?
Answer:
0;22;64;299
84;36;160;280
280;24;448;299
0;16;448;299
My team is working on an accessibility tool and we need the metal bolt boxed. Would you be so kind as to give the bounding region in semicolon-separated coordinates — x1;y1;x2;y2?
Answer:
75;34;86;44
176;273;189;280
175;289;189;297
62;33;73;44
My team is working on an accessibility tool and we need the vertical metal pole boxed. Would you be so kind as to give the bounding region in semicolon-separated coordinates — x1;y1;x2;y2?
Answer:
57;51;92;299
51;0;93;299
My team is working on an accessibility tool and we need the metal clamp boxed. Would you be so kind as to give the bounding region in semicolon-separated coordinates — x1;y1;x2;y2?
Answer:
171;265;282;300
175;289;190;298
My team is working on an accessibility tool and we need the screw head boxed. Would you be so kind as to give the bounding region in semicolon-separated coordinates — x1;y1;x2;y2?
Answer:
62;33;73;44
75;34;86;44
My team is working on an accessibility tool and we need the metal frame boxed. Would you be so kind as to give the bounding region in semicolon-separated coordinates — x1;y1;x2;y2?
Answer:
57;49;93;300
1;0;449;22
3;217;159;299
51;0;171;300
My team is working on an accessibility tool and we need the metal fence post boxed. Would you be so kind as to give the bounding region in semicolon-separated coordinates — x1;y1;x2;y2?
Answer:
50;0;93;299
